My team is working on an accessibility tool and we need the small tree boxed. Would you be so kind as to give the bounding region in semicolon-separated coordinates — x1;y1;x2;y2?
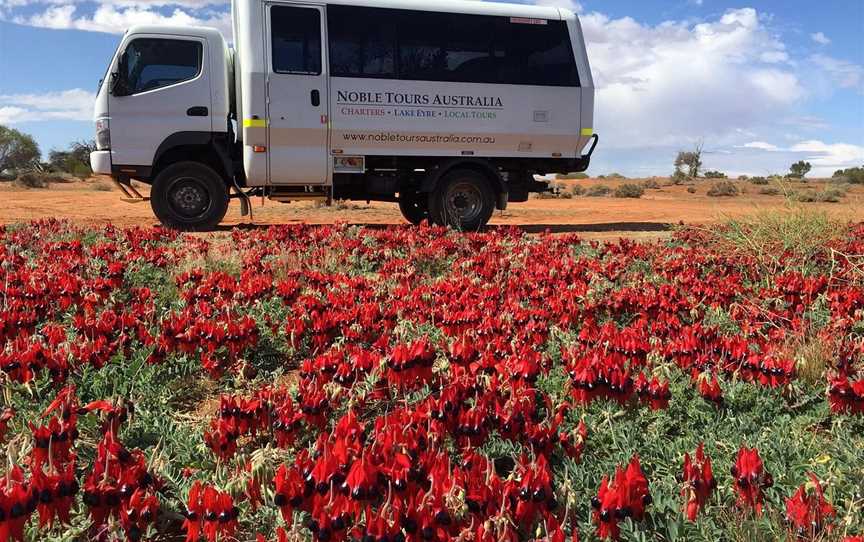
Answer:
0;125;40;175
48;140;96;177
789;161;812;179
674;141;704;178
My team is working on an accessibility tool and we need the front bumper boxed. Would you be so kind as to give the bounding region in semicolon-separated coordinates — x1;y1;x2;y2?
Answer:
90;151;112;176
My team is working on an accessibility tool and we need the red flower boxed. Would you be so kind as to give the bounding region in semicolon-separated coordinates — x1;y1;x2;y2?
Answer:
592;455;651;540
183;482;238;542
680;443;715;521
785;474;835;538
698;372;723;405
731;447;772;515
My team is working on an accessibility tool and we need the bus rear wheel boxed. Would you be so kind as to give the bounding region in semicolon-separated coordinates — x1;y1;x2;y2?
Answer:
398;191;430;225
428;169;495;230
150;162;229;231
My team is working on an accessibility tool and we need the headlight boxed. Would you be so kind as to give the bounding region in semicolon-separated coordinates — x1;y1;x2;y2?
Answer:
95;117;111;150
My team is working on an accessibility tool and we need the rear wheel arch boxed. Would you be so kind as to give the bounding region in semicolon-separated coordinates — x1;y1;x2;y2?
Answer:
420;159;505;198
427;168;496;230
150;132;234;186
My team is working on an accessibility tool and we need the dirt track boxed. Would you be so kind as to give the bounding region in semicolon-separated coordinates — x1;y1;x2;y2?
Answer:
2;177;861;240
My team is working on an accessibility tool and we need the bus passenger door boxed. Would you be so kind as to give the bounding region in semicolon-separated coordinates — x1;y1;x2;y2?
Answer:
265;4;329;185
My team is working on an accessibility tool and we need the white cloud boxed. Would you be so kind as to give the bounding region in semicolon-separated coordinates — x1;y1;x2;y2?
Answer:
8;3;232;36
0;89;95;123
721;139;864;176
741;141;779;151
811;32;830;46
582;8;802;149
810;54;864;91
789;140;864;173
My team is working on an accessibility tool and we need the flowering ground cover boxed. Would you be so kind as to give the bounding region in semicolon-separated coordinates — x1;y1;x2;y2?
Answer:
0;218;862;541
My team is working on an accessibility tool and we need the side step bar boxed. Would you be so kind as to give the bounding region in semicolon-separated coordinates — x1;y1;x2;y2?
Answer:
113;178;148;203
268;186;330;204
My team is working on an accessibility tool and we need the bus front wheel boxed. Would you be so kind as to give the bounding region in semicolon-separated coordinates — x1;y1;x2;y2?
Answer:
150;161;229;231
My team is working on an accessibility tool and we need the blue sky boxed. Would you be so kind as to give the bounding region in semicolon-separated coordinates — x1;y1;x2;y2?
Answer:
0;0;861;176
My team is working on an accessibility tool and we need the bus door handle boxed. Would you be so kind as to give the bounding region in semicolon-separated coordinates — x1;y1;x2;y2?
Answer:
187;106;209;117
310;89;320;107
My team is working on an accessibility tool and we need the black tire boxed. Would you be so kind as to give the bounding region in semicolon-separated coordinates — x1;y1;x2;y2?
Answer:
150;162;229;231
428;169;495;230
398;191;430;225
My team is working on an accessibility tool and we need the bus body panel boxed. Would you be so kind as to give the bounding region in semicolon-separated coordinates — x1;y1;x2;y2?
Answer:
329;78;581;159
233;0;595;187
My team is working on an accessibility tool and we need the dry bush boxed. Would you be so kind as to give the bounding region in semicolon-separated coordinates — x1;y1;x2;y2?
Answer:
759;187;780;196
613;183;645;199
569;185;585;197
687;186;697;194
535;181;573;199
13;172;52;189
585;184;611;197
749;176;769;185
707;181;739;197
557;172;589;180
796;186;846;203
670;170;690;185
643;178;661;190
794;338;835;387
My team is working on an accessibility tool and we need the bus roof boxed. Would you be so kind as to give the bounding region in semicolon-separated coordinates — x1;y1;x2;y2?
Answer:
234;0;568;20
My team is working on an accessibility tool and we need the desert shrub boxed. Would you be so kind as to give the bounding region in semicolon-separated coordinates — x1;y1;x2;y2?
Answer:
797;187;846;203
569;184;585;197
13;171;52;189
535;181;576;199
585;184;611;197
738;175;749;181
833;166;864;184
613;183;645;198
704;170;727;179
606;172;626;179
643;178;661;189
558;172;589;180
759;187;780;196
707;180;740;197
749;176;769;185
687;186;697;194
91;181;114;192
671;170;690;185
818;188;845;202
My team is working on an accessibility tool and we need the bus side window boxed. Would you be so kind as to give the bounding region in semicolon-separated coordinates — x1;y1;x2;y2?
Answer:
124;39;202;94
271;6;322;75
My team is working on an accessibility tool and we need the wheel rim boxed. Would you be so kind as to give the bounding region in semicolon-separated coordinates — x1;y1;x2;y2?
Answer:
167;177;211;219
444;181;483;224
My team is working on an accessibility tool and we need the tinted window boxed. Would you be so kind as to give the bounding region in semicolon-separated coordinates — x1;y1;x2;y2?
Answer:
328;5;396;77
495;19;579;86
325;7;579;86
398;12;495;83
124;39;201;94
272;6;322;74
